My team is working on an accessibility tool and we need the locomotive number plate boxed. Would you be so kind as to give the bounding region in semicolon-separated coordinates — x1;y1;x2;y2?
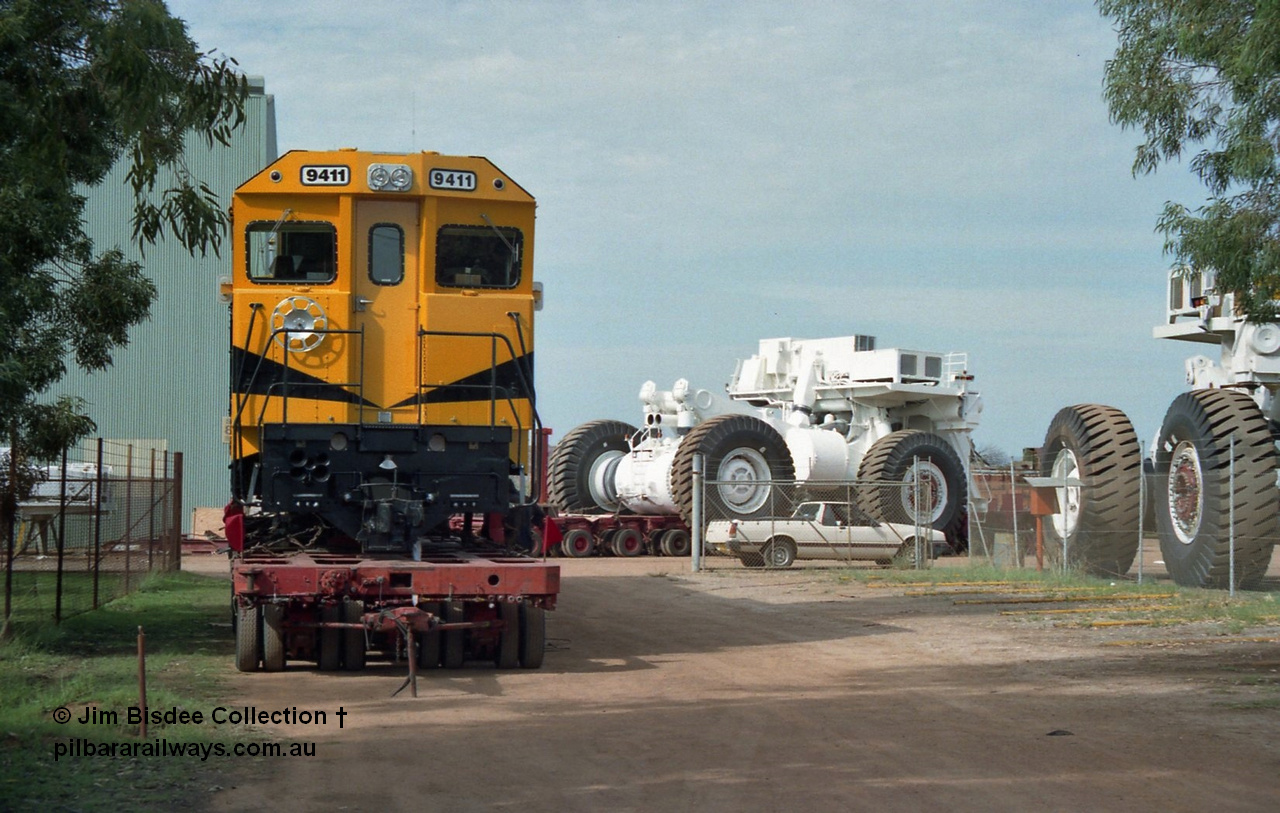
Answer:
300;165;351;186
429;169;477;191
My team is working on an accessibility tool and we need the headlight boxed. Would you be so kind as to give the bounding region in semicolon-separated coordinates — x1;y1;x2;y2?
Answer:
367;163;413;192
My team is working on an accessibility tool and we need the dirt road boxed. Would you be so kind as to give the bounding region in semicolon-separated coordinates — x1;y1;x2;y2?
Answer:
201;557;1280;812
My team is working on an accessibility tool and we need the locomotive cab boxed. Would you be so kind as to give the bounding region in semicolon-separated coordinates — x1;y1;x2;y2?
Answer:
228;151;540;554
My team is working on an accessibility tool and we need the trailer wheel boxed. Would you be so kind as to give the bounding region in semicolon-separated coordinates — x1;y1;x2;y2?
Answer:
1154;390;1279;589
342;598;366;671
611;527;645;557
763;538;797;568
560;528;595;558
442;601;465;668
519;604;546;669
318;604;341;671
671;415;795;524
857;431;966;536
417;602;442;669
1039;404;1143;578
261;604;286;672
547;420;638;512
235;604;260;672
495;603;520;669
660;528;691;557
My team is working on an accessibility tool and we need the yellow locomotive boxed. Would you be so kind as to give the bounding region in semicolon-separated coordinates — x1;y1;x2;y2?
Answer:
227;150;541;554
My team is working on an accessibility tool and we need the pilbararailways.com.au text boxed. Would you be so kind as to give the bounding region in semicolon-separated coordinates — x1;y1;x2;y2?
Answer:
55;739;317;762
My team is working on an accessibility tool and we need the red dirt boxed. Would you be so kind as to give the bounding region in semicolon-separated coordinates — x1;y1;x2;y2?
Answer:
191;555;1280;812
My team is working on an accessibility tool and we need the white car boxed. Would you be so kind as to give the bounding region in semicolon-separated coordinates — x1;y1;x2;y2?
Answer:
705;501;948;568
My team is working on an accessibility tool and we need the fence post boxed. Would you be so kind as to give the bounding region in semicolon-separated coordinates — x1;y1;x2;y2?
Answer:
1008;461;1019;568
3;432;18;634
147;448;156;572
92;438;104;609
124;444;133;594
1136;440;1145;585
1229;434;1236;599
691;454;704;573
170;453;184;572
913;456;923;569
55;448;68;624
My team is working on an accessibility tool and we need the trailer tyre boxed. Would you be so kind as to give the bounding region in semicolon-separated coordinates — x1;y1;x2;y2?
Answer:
235;604;260;672
342;599;365;671
442;601;465;668
417;602;442;669
261;604;286;672
1155;390;1279;589
660;528;692;557
1039;404;1143;578
318;604;341;671
519;604;546;669
547;420;638;512
611;527;645;557
857;431;966;536
560;528;595;558
496;602;520;669
671;415;795;524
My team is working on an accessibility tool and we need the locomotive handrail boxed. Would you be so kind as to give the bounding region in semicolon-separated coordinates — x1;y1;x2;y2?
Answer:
416;328;543;502
243;325;366;432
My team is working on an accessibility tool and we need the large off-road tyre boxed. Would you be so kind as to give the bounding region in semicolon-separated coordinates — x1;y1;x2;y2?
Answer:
235;604;260;672
1154;390;1279;589
261;603;286;672
518;604;546;669
856;431;966;536
318;604;341;671
671;415;795;524
1038;404;1143;578
547;420;638;512
342;598;366;671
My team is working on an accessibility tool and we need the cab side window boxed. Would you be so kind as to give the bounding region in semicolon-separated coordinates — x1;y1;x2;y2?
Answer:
436;225;522;289
247;222;338;283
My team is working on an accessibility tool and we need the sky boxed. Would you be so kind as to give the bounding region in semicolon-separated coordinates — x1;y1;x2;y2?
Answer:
169;0;1209;459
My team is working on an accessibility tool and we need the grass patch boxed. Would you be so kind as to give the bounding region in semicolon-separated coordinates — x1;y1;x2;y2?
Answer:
843;561;1280;630
0;570;256;810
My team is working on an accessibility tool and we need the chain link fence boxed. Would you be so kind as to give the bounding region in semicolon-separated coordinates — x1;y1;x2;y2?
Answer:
696;475;947;571
2;439;184;632
969;447;1280;593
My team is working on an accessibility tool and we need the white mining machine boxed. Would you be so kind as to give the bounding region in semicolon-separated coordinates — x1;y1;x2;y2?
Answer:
548;335;982;556
1040;268;1280;588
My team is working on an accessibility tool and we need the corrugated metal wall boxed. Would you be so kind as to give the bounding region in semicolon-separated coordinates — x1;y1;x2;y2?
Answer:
50;78;278;530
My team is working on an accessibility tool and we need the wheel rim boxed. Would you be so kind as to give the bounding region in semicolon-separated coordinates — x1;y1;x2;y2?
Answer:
899;459;950;526
715;447;773;514
587;450;624;511
1167;440;1204;545
1049;447;1081;539
768;542;789;566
